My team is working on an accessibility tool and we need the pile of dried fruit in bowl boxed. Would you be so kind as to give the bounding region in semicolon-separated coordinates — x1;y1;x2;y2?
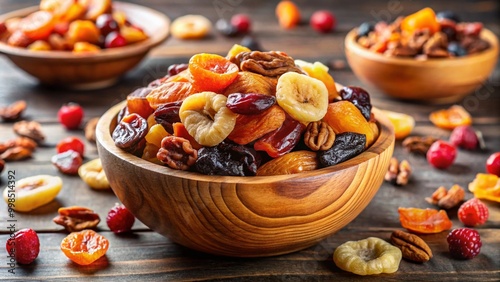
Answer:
0;0;149;52
112;45;380;176
356;7;491;58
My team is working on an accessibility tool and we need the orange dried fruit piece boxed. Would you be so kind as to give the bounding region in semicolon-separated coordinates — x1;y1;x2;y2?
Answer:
294;60;340;102
72;42;100;53
429;105;472;130
468;173;500;203
322;101;376;147
275;0;301;29
60;229;109;265
381;110;415;140
19;11;55;41
120;25;148;44
81;0;112;21
66;20;101;45
145;124;170;148
40;0;85;22
172;122;202;150
188;53;239;93
398;207;452;234
401;7;440;35
146;81;195;109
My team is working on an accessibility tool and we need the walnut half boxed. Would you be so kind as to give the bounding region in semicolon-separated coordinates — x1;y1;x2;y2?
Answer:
232;51;303;77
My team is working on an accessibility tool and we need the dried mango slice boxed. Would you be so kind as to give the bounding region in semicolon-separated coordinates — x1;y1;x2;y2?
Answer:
398;207;452;233
60;230;109;265
189;53;239;93
2;175;62;212
334;237;402;276
429;105;472;130
468;173;500;203
382;110;415;140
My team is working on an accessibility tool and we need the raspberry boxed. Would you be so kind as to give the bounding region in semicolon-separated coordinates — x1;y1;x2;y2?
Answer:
447;228;482;259
458;198;489;227
5;228;40;264
106;203;135;233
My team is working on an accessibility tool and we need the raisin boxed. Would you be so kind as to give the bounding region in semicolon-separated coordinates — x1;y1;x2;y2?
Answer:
116;106;129;123
153;101;182;134
167;63;189;77
112;113;148;156
318;132;366;167
339;86;372;121
226;93;276;115
195;142;259;176
254;114;306;158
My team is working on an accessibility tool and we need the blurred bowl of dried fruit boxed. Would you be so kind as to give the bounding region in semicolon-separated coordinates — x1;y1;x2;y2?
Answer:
96;99;395;257
0;1;169;89
344;8;498;103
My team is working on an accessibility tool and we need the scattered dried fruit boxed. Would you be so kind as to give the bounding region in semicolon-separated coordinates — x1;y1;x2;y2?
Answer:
53;206;101;232
58;103;84;130
458;198;489;227
382;110;415;140
13;120;45;142
275;0;301;29
486;152;500;177
170;14;212;40
106;203;135;233
333;237;402;276
447;228;481;260
60;229;109;265
51;150;83;175
390;230;432;263
398;207;453;234
429;105;472;130
2;174;62;212
56;136;85;157
468;173;500;203
5;228;40;264
310;10;336;33
426;140;456;169
78;158;110;190
449;125;480;150
0;100;27;121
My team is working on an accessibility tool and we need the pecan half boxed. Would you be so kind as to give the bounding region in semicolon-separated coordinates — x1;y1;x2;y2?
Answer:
384;157;412;186
13;120;45;142
0;100;27;121
402;136;438;155
157;136;197;170
425;184;465;209
85;117;100;143
232;51;303;77
53;206;101;232
304;121;335;151
391;230;432;263
0;137;38;153
0;146;32;161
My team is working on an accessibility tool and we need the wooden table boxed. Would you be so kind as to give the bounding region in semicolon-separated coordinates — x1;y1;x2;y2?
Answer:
1;0;499;280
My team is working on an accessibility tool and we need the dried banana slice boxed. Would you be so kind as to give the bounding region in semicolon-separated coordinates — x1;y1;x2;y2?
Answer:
171;14;212;40
179;92;237;147
78;158;110;190
3;175;62;212
334;237;402;276
276;72;329;123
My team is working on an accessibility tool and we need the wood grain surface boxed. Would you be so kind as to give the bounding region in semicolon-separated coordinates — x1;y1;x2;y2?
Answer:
0;0;499;280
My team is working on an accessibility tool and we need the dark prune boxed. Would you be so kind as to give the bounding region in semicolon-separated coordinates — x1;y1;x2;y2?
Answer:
448;42;467;57
226;93;276;115
116;106;129;123
339;86;372;121
215;18;238;37
195;142;259;176
112;113;148;156
436;11;461;23
357;22;375;38
254;115;306;158
240;35;263;51
167;63;189;77
153;101;183;134
318;132;366;167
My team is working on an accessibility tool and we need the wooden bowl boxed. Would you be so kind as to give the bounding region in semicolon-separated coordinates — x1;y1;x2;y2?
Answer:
96;101;395;257
345;28;499;103
0;2;169;90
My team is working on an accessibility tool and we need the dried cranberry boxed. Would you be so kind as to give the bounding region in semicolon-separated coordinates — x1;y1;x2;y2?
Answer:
486;152;500;177
226;93;276;115
105;32;127;48
58;103;84;130
449;125;479;150
310;10;336;33
339;86;372;121
231;14;252;34
426;140;457;169
6;228;40;264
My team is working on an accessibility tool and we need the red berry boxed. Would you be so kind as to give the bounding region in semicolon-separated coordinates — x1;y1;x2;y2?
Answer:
56;136;85;157
447;228;482;259
230;14;251;34
106;204;135;233
486;152;500;177
449;125;478;150
96;14;119;36
58;103;84;130
458;198;489;227
426;140;457;169
105;32;127;48
51;150;83;175
310;10;336;33
5;228;40;264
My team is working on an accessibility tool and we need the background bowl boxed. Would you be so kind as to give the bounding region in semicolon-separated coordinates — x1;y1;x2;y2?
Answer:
345;28;499;103
96;101;395;257
0;2;169;90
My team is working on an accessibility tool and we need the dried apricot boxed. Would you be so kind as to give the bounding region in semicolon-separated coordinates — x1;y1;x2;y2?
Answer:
275;1;301;29
189;53;239;93
256;150;318;176
147;81;195;109
429;105;472;130
382;110;415;140
66;20;101;45
468;173;500;203
60;229;109;265
172;122;202;150
401;7;440;35
19;11;55;41
398;207;452;234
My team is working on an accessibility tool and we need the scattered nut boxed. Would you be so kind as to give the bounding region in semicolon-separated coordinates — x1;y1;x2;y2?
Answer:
0;146;32;161
391;230;433;263
384;157;412;186
85;117;99;143
13;120;45;142
402;136;439;155
425;184;465;209
53;206;101;232
0;100;27;121
0;137;38;153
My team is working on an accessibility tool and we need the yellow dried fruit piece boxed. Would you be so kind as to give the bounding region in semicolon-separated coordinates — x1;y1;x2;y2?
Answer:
226;43;251;59
276;72;329;123
145;124;170;148
382;110;415;140
179;91;237;147
170;14;212;40
3;175;62;212
468;173;500;203
294;60;340;102
334;237;402;276
78;158;110;190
